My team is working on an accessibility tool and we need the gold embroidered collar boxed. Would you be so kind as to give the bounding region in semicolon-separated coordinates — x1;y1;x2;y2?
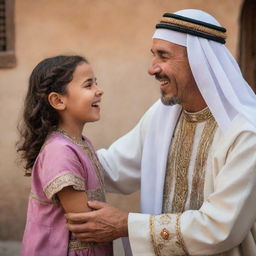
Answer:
183;107;213;123
57;128;85;146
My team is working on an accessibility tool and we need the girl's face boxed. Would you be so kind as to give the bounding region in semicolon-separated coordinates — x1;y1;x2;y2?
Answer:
62;62;103;125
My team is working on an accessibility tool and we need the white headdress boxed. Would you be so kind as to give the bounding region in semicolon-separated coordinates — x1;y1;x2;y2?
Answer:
153;9;256;131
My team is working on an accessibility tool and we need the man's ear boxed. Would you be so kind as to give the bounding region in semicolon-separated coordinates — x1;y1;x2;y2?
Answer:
48;92;66;111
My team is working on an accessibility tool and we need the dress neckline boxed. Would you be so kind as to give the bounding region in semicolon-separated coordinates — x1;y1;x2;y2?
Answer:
56;128;85;147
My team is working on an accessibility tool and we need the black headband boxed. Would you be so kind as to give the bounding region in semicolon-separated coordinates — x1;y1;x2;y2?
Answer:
156;13;227;44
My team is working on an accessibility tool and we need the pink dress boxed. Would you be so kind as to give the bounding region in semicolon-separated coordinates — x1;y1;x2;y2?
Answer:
21;131;113;256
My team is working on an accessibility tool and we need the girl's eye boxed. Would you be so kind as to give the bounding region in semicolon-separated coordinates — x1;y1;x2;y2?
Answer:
84;83;92;88
83;78;97;88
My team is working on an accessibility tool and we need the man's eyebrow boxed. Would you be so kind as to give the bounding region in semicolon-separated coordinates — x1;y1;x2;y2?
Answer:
157;50;170;55
151;49;170;55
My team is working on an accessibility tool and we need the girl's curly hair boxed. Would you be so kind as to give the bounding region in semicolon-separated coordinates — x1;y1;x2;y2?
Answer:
17;55;88;175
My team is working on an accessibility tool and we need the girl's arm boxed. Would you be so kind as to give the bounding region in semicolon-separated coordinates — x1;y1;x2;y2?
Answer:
57;186;91;213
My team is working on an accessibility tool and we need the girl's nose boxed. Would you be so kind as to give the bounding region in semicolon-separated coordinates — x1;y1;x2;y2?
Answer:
96;87;104;96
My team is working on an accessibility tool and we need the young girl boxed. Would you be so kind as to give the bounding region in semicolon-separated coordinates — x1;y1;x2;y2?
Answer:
17;55;113;256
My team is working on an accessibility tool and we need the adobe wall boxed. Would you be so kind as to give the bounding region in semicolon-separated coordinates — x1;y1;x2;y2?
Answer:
0;0;243;239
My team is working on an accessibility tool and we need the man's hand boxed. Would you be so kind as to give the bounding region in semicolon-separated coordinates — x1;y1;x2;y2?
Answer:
65;201;129;243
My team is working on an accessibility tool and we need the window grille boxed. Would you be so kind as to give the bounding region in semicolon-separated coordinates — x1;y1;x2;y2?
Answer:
0;0;6;51
0;0;16;68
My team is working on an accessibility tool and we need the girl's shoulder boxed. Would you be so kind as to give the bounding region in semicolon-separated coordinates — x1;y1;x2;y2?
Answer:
37;131;96;164
40;131;81;156
33;132;86;175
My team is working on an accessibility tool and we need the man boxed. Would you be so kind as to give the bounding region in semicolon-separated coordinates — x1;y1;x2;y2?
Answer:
66;9;256;255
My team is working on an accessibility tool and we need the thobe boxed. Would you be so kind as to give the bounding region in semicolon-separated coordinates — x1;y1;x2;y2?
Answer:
98;100;256;256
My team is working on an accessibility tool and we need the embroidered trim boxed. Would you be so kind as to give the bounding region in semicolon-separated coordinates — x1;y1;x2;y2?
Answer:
171;114;196;213
163;109;215;213
56;129;106;199
156;13;226;44
163;114;182;213
29;192;54;205
86;188;105;202
153;214;186;255
189;117;217;209
57;128;85;146
69;240;97;251
160;17;227;39
82;145;105;191
163;13;226;32
150;215;161;256
175;213;189;255
44;173;85;201
183;107;213;123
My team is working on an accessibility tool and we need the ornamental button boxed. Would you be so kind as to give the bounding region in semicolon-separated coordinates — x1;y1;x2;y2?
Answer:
160;228;170;240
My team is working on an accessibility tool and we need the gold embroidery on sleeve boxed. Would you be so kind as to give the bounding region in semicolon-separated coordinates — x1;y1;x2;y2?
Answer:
44;173;85;201
160;228;170;240
30;192;54;205
176;213;189;255
150;215;161;256
153;214;187;255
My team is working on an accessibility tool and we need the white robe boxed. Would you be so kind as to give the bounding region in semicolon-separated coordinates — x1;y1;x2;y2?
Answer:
97;100;256;256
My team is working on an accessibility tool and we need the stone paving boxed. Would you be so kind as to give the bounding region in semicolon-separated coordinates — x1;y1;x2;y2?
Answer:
0;241;21;256
0;239;125;256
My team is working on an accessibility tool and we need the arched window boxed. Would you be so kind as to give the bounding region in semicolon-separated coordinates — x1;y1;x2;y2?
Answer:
239;0;256;92
0;0;16;68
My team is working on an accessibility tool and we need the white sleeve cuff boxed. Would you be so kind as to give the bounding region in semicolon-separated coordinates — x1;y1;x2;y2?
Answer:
128;213;188;256
128;213;155;256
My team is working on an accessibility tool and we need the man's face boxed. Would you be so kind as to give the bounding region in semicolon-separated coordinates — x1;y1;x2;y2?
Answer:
148;39;205;111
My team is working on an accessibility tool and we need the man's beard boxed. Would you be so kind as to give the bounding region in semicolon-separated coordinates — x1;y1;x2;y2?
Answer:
161;94;181;106
156;73;181;106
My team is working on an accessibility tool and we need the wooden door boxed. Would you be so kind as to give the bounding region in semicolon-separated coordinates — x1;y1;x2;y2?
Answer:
239;0;256;92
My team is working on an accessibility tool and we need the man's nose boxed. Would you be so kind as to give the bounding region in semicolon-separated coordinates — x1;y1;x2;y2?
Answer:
148;60;161;76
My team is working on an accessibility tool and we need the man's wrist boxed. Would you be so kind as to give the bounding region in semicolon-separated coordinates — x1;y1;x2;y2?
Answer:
119;211;129;237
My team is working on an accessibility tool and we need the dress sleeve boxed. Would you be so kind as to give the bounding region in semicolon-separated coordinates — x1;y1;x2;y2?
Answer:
37;142;86;202
97;101;157;194
128;129;256;255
